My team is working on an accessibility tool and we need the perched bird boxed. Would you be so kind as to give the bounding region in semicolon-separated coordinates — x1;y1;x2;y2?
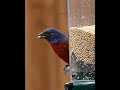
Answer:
38;28;70;73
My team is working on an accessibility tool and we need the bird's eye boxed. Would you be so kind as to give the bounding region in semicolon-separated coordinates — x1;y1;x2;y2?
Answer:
47;32;53;35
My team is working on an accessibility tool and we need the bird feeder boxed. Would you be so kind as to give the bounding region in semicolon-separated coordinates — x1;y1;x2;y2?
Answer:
65;0;95;90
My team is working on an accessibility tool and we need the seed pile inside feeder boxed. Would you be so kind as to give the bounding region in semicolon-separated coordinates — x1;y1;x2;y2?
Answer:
69;25;95;80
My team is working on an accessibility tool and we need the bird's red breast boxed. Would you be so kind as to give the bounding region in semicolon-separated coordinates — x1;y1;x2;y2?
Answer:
50;40;69;64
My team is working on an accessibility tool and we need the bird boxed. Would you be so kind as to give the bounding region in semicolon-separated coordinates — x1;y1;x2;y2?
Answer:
37;28;70;74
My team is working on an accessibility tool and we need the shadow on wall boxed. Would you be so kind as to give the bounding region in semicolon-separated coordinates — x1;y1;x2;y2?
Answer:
25;0;70;90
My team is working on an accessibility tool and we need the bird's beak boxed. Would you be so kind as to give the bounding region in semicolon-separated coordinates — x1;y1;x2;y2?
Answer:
38;32;46;39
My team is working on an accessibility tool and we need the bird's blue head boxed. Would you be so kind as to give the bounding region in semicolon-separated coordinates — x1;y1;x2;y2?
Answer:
38;28;67;44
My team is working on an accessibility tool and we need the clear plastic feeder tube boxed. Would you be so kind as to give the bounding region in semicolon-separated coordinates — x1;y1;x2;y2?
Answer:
67;0;95;82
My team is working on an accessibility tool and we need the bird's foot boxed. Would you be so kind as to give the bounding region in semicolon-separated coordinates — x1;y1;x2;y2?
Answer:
63;64;70;75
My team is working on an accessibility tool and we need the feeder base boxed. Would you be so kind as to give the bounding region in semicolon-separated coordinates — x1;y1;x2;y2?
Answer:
64;81;95;90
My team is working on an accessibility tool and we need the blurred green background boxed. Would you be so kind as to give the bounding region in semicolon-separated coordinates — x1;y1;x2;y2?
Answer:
25;0;69;90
